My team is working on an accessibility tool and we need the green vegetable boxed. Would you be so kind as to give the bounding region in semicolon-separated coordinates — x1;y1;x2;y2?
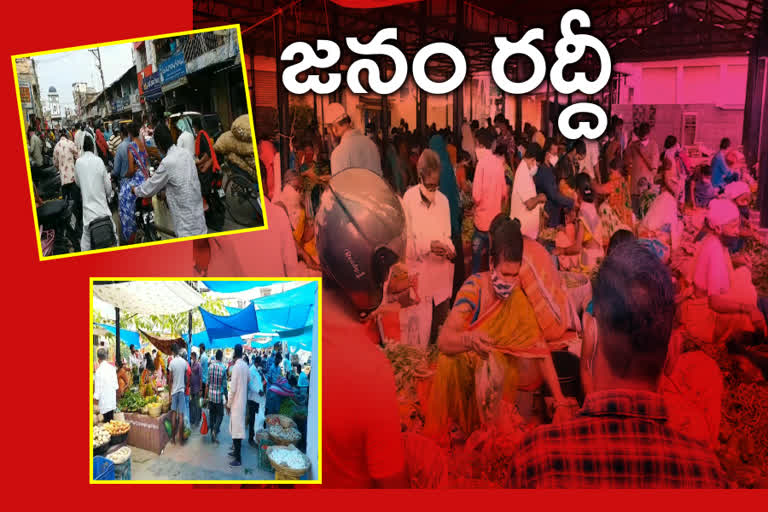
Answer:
117;390;147;412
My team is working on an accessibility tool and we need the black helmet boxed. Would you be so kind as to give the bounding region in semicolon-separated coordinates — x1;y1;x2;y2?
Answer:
315;168;406;314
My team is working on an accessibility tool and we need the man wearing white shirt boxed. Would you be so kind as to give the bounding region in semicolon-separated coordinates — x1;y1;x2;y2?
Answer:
471;129;508;273
75;137;116;251
509;143;547;240
247;355;265;447
94;348;118;422
403;149;455;346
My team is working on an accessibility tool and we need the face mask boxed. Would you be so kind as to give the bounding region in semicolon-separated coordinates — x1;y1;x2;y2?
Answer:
640;138;650;147
490;265;517;300
420;183;436;203
496;128;501;135
529;162;539;176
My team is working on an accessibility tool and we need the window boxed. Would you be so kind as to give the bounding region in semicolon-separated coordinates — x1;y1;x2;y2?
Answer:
682;112;697;146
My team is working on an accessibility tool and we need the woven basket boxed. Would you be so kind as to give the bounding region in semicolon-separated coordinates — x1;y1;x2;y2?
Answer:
267;446;309;481
268;426;301;446
148;403;162;418
265;414;296;429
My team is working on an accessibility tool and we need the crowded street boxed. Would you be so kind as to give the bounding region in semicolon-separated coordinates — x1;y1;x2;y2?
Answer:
18;28;264;256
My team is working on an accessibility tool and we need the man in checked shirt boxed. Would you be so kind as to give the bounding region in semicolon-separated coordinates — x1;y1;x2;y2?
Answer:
510;240;727;488
205;349;228;444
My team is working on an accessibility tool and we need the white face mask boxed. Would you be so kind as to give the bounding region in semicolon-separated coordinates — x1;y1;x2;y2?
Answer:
528;162;539;176
420;183;437;203
640;138;650;147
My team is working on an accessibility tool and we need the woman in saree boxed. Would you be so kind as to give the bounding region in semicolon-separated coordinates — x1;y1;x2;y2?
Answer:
118;122;150;243
592;157;634;244
424;218;571;440
678;198;766;345
555;173;604;271
140;353;157;398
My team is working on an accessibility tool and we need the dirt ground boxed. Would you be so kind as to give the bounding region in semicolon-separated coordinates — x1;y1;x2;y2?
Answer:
128;396;277;481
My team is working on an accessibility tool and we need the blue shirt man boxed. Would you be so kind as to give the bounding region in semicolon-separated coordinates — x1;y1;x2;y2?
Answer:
711;150;733;189
112;137;131;180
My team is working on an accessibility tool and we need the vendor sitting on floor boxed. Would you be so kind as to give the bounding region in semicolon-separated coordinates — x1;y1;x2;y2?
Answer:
678;198;766;346
554;174;604;272
693;164;718;208
424;217;571;441
722;181;755;258
591;157;634;245
638;163;682;259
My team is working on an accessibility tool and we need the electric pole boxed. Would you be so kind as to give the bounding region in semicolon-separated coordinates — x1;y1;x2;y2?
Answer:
89;47;106;92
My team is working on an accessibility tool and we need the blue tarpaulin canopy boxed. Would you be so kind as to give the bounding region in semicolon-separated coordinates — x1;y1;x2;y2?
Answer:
251;282;317;308
203;281;283;293
198;280;318;350
199;305;260;340
96;323;141;348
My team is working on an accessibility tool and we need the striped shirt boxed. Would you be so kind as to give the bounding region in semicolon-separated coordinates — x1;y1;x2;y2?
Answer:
207;361;227;404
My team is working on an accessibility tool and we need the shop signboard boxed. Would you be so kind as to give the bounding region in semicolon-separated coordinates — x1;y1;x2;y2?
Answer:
142;72;163;102
160;52;186;85
18;82;32;108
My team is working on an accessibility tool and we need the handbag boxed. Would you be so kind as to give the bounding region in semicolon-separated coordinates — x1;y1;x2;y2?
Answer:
88;216;117;249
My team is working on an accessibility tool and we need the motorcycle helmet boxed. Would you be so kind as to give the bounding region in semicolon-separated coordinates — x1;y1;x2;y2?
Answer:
315;168;406;315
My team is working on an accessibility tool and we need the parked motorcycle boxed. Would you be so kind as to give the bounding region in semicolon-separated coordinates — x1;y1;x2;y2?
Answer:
134;196;159;243
36;199;80;254
32;165;62;201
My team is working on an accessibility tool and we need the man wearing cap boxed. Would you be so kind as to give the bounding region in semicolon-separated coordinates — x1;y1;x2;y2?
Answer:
509;143;547;240
324;103;382;176
679;198;766;345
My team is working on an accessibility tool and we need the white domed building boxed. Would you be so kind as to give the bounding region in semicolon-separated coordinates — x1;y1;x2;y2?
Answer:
48;86;62;123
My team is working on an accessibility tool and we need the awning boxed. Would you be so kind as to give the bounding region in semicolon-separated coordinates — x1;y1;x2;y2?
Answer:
161;76;189;94
199;305;260;340
93;281;204;315
251;282;318;308
95;323;141;348
203;280;283;293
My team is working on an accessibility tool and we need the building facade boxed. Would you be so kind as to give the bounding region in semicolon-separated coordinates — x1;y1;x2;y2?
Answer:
15;57;44;130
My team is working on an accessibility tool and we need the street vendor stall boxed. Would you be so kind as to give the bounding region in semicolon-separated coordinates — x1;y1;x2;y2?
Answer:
91;279;320;481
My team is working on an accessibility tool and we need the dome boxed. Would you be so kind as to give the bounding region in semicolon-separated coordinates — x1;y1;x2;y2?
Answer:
48;86;57;93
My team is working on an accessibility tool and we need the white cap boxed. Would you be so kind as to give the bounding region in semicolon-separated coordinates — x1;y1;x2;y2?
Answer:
324;103;347;125
724;181;750;201
707;198;739;227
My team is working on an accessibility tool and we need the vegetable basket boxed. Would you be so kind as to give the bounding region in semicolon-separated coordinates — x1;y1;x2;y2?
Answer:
265;414;296;429
268;426;301;446
267;446;310;481
93;442;109;456
109;432;128;445
148;403;162;418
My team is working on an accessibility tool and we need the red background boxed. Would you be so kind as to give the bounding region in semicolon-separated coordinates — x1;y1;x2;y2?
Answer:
2;0;765;502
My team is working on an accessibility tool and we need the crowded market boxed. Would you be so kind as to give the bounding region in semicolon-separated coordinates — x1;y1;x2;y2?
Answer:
91;279;319;482
186;0;768;488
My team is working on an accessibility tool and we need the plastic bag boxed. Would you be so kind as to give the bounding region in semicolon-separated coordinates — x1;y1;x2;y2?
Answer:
200;411;208;435
474;350;505;425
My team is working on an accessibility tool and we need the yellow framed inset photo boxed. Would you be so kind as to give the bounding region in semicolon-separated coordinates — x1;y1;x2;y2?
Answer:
90;277;321;484
12;25;268;261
